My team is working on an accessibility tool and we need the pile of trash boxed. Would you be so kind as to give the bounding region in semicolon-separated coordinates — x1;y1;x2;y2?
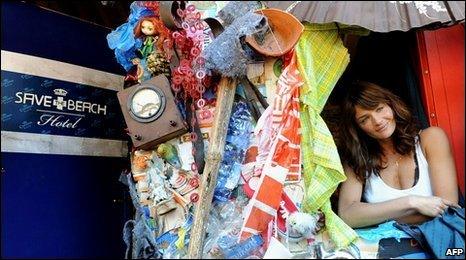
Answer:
108;1;359;259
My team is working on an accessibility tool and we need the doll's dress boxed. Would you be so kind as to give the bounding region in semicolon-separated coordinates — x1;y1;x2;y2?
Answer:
139;35;157;58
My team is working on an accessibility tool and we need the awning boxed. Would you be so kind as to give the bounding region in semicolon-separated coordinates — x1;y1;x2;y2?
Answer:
264;1;465;32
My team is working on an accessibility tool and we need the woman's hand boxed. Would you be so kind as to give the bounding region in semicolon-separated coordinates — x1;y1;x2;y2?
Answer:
409;195;459;217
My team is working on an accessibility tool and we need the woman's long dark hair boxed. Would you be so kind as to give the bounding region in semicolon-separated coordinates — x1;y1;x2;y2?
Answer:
339;81;420;183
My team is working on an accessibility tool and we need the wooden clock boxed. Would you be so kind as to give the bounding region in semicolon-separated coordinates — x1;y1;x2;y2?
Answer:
117;74;188;150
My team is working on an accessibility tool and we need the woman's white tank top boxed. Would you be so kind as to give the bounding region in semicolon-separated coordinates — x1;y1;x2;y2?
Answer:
363;137;433;203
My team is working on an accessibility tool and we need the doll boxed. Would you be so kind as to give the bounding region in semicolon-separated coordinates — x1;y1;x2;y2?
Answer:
131;16;172;81
133;16;171;59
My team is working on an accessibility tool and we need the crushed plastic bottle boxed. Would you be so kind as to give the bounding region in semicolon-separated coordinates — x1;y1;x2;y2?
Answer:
214;101;253;202
223;234;264;259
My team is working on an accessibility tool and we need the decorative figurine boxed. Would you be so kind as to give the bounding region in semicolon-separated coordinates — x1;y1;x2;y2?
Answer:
125;16;172;86
157;143;181;168
133;16;170;59
287;212;322;240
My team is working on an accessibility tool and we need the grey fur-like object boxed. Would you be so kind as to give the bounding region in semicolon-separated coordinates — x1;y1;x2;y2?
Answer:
204;12;267;78
218;1;262;27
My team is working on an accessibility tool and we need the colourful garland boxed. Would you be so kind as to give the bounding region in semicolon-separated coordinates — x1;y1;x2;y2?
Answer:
170;4;217;174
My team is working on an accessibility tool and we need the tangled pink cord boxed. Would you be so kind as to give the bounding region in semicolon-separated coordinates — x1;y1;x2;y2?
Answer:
170;4;211;105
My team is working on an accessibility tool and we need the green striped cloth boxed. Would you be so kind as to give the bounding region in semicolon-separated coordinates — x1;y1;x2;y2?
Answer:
296;22;358;249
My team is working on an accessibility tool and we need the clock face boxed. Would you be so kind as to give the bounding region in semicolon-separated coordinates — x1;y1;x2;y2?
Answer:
128;86;166;122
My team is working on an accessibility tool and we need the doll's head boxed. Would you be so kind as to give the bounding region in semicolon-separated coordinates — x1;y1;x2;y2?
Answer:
134;16;171;51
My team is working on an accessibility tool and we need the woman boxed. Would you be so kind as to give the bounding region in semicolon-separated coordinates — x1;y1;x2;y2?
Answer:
337;81;459;228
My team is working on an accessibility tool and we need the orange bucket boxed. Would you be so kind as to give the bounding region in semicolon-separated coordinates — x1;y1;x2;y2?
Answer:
245;8;304;57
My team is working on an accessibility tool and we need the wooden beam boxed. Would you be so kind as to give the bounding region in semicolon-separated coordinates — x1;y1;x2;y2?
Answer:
187;77;237;258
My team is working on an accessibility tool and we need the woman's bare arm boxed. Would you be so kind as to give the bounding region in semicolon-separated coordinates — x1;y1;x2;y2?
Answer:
421;127;459;204
396;128;460;224
337;166;418;228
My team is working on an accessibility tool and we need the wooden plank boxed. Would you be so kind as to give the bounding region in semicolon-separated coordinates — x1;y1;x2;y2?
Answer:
187;77;237;258
264;57;279;106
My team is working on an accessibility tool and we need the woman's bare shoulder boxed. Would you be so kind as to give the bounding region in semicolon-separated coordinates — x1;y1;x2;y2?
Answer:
419;126;450;152
419;126;448;142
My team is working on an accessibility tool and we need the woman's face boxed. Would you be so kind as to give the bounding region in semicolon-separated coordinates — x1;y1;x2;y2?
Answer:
141;20;155;36
354;103;396;140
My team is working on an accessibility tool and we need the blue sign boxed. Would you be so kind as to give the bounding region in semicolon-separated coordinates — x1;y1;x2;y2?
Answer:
1;70;126;140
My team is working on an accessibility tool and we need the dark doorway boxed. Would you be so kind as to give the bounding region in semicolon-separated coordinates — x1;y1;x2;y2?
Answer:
325;30;430;213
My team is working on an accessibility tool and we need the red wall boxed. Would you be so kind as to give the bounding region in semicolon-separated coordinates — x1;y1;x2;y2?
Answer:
416;24;465;195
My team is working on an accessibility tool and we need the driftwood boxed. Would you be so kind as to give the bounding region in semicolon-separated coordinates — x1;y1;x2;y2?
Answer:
187;77;237;258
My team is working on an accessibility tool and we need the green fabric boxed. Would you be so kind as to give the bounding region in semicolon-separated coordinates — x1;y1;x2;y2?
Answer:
296;22;358;249
140;36;155;58
335;23;371;36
